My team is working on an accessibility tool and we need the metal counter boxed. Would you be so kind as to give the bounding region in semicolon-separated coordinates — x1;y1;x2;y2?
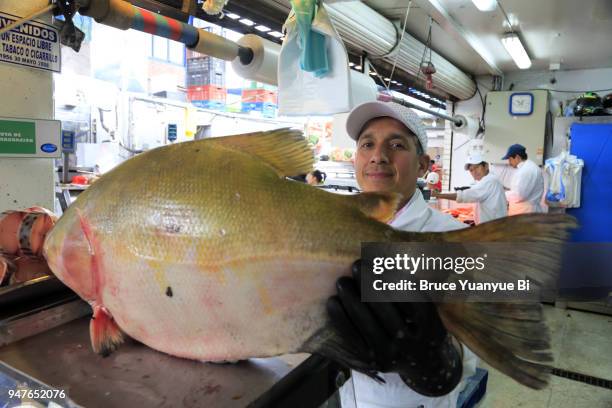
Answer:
0;316;310;407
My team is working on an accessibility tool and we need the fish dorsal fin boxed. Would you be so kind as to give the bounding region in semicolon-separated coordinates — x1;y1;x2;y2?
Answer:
349;192;401;223
210;128;314;177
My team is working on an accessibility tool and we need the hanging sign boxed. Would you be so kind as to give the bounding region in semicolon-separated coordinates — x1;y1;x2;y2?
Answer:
0;11;61;73
0;117;61;158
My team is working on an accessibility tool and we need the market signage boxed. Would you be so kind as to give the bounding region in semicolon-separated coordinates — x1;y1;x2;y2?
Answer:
0;117;61;158
0;11;61;73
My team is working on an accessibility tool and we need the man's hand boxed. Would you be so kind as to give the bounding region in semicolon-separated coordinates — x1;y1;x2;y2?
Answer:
326;260;463;397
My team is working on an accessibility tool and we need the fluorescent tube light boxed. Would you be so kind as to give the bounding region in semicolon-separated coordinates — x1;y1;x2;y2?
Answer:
268;31;284;38
501;33;532;69
471;0;497;11
226;13;240;20
354;65;362;70
255;25;270;32
239;18;254;26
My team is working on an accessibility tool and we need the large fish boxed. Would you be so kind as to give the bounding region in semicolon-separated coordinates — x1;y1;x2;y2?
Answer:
43;129;575;390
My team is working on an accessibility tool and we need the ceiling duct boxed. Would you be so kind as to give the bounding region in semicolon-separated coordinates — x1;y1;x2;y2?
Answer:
325;1;476;100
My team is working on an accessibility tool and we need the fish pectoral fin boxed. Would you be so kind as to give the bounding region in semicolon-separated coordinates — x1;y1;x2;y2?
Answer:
90;305;125;357
349;192;401;223
209;128;313;177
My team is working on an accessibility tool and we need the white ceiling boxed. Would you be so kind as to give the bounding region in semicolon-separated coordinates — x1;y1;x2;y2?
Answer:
363;0;612;75
256;0;612;76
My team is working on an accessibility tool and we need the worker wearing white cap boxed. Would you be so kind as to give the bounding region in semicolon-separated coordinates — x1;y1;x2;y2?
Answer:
328;101;478;408
433;153;508;224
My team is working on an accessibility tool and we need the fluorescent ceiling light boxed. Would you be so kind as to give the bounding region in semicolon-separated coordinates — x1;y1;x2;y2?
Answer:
226;13;240;20
268;31;284;38
369;71;376;76
470;0;497;11
354;65;362;70
255;25;270;32
348;62;355;67
501;33;532;69
239;18;254;26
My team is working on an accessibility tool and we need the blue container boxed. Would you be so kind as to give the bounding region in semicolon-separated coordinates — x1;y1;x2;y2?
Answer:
192;100;225;110
241;102;277;115
262;103;277;118
241;101;262;112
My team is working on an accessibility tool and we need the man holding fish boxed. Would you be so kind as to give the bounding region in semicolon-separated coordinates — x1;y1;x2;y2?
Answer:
329;101;478;408
42;94;570;407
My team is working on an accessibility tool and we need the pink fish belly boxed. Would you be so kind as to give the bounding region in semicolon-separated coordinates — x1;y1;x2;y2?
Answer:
100;257;349;361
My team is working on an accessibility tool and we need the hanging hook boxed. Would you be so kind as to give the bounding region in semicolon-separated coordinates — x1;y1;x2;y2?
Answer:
419;16;436;90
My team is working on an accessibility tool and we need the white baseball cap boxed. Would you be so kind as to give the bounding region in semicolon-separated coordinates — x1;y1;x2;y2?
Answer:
345;101;428;152
464;152;487;170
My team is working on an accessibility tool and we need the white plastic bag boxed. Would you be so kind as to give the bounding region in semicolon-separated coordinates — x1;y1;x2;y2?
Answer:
544;151;584;208
278;3;352;115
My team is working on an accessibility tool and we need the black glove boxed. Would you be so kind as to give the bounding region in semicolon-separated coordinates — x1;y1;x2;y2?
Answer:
326;260;463;397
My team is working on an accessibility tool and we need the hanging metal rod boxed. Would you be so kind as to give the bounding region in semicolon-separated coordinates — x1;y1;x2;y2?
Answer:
377;93;467;128
76;0;253;64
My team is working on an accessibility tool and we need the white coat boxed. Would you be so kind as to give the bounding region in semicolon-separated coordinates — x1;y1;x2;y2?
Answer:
456;173;508;224
505;160;545;215
340;189;479;408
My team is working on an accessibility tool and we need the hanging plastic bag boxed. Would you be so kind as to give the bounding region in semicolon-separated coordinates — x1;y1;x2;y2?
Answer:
544;151;584;208
278;2;352;115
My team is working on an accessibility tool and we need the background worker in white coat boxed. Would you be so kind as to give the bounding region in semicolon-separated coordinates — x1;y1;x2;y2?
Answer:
433;153;508;224
502;144;545;215
327;101;478;408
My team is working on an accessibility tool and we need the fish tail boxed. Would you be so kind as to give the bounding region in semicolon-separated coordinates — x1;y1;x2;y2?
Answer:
392;213;578;389
437;302;552;389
